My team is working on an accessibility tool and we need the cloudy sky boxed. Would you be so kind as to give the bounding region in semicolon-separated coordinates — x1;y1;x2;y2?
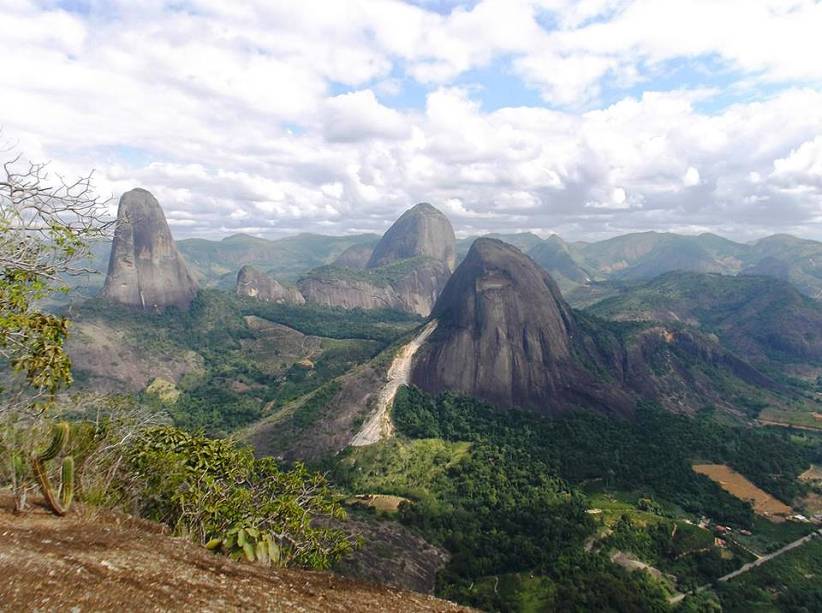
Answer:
2;0;822;241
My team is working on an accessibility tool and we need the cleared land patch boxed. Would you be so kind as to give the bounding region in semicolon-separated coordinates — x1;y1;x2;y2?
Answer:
800;465;822;482
692;464;793;521
347;494;412;514
757;407;822;431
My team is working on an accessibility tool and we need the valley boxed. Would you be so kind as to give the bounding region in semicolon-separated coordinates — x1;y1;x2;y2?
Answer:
6;6;822;611
350;320;438;447
4;190;822;612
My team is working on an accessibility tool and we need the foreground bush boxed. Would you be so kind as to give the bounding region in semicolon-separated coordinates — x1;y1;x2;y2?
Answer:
117;426;353;569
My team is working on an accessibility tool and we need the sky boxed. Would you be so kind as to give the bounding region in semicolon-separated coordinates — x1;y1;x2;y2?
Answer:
2;0;822;241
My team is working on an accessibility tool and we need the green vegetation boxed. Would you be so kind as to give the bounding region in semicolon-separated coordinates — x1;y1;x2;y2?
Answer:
334;437;472;503
587;271;822;371
335;403;701;609
715;536;822;612
241;296;421;343
733;516;819;556
335;436;671;611
333;386;820;610
393;388;813;525
72;290;419;435
301;256;438;288
606;515;746;590
176;232;379;286
29;422;75;516
292;382;342;428
118;426;354;569
0;156;108;512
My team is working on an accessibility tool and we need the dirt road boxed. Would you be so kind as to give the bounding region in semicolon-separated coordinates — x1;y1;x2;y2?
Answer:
669;528;822;604
350;320;437;447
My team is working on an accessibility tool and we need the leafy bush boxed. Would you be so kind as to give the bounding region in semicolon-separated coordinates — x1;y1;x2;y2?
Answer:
119;426;353;569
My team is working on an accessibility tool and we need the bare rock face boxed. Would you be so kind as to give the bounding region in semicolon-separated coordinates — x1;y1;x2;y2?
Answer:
102;188;197;310
299;203;456;316
367;202;456;270
297;275;399;311
297;258;450;316
411;238;633;414
412;238;781;417
236;265;305;305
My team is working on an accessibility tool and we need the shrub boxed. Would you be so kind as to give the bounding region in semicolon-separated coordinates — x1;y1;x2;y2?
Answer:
118;426;353;569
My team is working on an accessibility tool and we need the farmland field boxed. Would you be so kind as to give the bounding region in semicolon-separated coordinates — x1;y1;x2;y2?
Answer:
693;464;793;521
758;407;822;431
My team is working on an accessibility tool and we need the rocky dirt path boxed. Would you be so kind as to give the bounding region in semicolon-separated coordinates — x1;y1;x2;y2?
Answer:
0;495;470;612
350;320;438;447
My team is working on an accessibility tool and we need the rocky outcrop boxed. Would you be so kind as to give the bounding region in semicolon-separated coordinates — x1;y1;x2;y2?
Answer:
298;275;399;311
298;258;450;316
299;203;456;316
367;203;456;270
333;244;374;269
328;516;449;594
411;238;780;417
236;265;305;305
411;238;632;414
101;188;197;310
0;501;465;612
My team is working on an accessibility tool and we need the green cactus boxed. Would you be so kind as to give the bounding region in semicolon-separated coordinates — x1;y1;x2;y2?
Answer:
208;526;283;567
30;422;75;516
39;422;68;461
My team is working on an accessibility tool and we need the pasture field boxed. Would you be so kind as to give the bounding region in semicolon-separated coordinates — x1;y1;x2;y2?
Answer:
692;464;793;521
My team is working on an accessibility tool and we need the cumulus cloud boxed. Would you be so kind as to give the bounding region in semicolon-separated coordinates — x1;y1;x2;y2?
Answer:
322;90;410;142
0;0;820;241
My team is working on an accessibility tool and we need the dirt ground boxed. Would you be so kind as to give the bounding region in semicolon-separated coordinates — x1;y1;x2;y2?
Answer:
0;495;470;612
346;494;411;513
692;464;793;520
800;465;822;482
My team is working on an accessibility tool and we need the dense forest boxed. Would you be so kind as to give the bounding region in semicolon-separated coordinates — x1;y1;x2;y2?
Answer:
330;386;819;610
393;388;816;522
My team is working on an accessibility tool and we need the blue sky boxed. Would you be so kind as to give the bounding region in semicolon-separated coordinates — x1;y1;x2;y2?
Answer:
2;0;822;240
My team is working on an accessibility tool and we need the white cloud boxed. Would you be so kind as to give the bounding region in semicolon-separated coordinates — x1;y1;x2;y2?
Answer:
683;167;701;187
0;0;821;242
772;136;822;188
322;90;410;142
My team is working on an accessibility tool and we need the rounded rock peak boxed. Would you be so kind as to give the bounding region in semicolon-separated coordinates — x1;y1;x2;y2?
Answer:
367;202;456;270
102;187;197;310
432;236;569;327
120;187;160;206
407;202;441;214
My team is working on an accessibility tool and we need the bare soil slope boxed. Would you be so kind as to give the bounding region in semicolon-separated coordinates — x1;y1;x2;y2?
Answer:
0;497;469;612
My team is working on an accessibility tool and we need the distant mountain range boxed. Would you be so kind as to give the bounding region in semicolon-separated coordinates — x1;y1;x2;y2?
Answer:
69;228;822;308
587;271;822;370
459;231;822;300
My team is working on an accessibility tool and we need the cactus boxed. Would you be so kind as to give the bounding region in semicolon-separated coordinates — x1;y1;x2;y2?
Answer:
39;422;68;461
208;526;283;567
30;422;75;516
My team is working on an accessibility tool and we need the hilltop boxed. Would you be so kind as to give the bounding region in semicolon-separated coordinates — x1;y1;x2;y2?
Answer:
0;495;469;612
